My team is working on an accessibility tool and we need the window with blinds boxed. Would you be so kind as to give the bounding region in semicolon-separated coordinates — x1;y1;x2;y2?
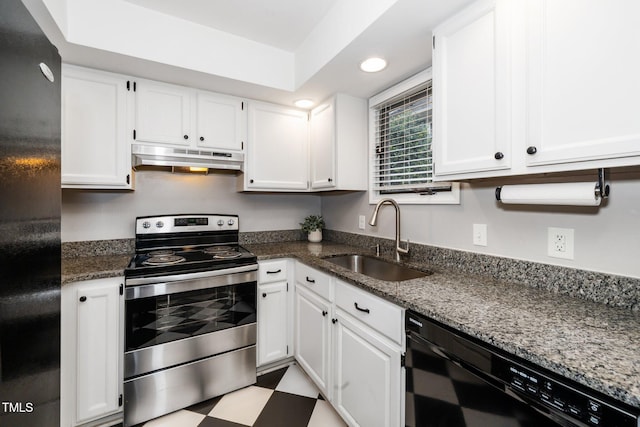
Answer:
373;83;434;193
368;70;459;205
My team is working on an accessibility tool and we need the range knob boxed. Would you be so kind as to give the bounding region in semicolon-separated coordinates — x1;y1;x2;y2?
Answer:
142;221;151;229
217;219;225;227
156;221;164;228
227;219;235;226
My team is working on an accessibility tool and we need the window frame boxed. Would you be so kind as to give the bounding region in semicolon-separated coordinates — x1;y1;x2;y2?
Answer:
369;68;460;205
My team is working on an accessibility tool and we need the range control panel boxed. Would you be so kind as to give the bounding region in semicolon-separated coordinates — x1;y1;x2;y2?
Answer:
494;359;638;427
135;214;239;234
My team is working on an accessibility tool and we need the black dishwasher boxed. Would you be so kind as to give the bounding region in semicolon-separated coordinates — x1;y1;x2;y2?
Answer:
405;310;639;427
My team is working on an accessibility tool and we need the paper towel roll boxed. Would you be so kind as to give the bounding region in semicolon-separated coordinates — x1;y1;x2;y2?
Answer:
496;182;601;206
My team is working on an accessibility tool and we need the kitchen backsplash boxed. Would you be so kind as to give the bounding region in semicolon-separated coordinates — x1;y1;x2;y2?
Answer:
325;230;640;312
62;229;640;311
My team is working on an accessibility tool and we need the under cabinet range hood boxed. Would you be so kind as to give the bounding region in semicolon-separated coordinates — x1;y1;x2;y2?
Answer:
132;144;244;171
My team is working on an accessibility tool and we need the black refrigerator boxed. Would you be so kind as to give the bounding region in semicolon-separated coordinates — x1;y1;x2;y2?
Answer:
0;1;62;426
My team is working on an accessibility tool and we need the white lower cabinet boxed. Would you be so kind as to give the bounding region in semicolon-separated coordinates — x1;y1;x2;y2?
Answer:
257;259;293;367
293;262;404;426
333;310;402;427
294;284;332;397
61;277;124;427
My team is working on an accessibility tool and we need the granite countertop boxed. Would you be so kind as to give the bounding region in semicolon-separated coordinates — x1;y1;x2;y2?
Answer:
245;241;640;411
62;254;131;285
61;240;640;410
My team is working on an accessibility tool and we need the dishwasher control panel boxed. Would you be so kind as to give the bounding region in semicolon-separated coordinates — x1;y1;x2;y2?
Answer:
495;360;638;427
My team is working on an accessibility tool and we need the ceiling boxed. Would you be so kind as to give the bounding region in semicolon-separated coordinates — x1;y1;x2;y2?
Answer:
124;0;338;52
23;0;473;108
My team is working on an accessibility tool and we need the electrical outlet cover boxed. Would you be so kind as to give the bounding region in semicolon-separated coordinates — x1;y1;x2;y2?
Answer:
473;224;487;246
358;215;366;230
547;227;574;260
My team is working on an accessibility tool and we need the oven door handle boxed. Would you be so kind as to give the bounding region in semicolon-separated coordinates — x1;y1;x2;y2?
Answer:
125;264;258;300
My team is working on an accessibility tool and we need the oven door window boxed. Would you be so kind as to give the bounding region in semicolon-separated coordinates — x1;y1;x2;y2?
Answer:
126;282;256;352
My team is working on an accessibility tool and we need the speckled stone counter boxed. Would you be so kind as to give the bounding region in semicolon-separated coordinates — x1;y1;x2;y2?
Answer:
62;254;131;285
245;241;640;410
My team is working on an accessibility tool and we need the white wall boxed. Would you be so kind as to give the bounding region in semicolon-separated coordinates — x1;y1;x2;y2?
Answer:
321;169;640;278
62;171;321;241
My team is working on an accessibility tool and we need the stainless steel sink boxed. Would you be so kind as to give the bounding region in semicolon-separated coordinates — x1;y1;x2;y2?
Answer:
324;254;431;281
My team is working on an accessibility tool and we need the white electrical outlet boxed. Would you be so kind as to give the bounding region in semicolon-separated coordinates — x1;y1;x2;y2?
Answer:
547;227;574;259
358;215;366;230
473;224;487;246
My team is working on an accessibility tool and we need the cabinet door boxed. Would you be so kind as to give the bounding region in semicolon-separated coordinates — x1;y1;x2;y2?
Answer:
294;285;331;397
61;65;131;188
525;0;640;166
75;278;122;424
246;102;309;190
432;0;512;177
196;92;245;152
333;311;401;427
310;101;336;190
134;79;192;146
258;281;289;366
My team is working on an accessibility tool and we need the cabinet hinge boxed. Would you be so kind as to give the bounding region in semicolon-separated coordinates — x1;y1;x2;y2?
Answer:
126;175;130;185
133;81;137;92
241;101;244;110
119;394;123;407
286;345;289;355
286;282;289;292
126;81;130;91
401;354;406;368
120;283;124;295
241;141;244;150
133;129;136;140
432;36;435;49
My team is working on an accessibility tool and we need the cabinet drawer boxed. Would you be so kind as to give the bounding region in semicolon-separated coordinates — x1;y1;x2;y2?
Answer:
335;280;403;345
295;262;332;301
258;259;288;284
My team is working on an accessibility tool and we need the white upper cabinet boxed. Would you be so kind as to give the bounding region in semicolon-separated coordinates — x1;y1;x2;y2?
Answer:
134;79;245;152
134;79;192;146
432;0;512;177
524;0;640;167
310;102;335;189
61;64;133;189
196;92;245;151
433;0;640;180
310;94;367;191
243;101;309;191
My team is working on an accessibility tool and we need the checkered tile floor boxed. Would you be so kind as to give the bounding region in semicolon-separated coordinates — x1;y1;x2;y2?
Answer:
140;364;346;427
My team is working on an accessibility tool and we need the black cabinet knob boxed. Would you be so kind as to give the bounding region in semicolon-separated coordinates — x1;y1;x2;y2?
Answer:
250;179;254;183
199;136;204;141
332;318;338;324
184;135;189;140
262;293;267;298
526;146;537;155
322;310;327;317
79;296;87;302
328;178;333;182
494;152;504;160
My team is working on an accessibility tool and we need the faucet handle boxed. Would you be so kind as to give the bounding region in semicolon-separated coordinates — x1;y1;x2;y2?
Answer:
397;239;410;254
372;243;381;257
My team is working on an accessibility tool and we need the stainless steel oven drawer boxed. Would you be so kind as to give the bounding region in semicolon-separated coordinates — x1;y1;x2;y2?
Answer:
123;345;256;427
125;322;256;378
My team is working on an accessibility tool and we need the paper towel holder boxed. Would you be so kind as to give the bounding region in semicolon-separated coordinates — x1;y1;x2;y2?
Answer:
495;168;610;202
596;168;610;199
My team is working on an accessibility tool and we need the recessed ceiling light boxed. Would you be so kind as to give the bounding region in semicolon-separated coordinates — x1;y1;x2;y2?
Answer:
294;99;314;109
360;57;387;73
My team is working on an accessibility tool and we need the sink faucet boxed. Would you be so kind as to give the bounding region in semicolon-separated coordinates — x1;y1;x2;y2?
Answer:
369;198;409;262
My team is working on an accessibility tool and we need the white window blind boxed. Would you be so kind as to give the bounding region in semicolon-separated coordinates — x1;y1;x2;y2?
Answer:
372;83;434;193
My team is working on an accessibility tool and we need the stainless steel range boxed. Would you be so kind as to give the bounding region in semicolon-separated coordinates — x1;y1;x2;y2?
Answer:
123;214;258;427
